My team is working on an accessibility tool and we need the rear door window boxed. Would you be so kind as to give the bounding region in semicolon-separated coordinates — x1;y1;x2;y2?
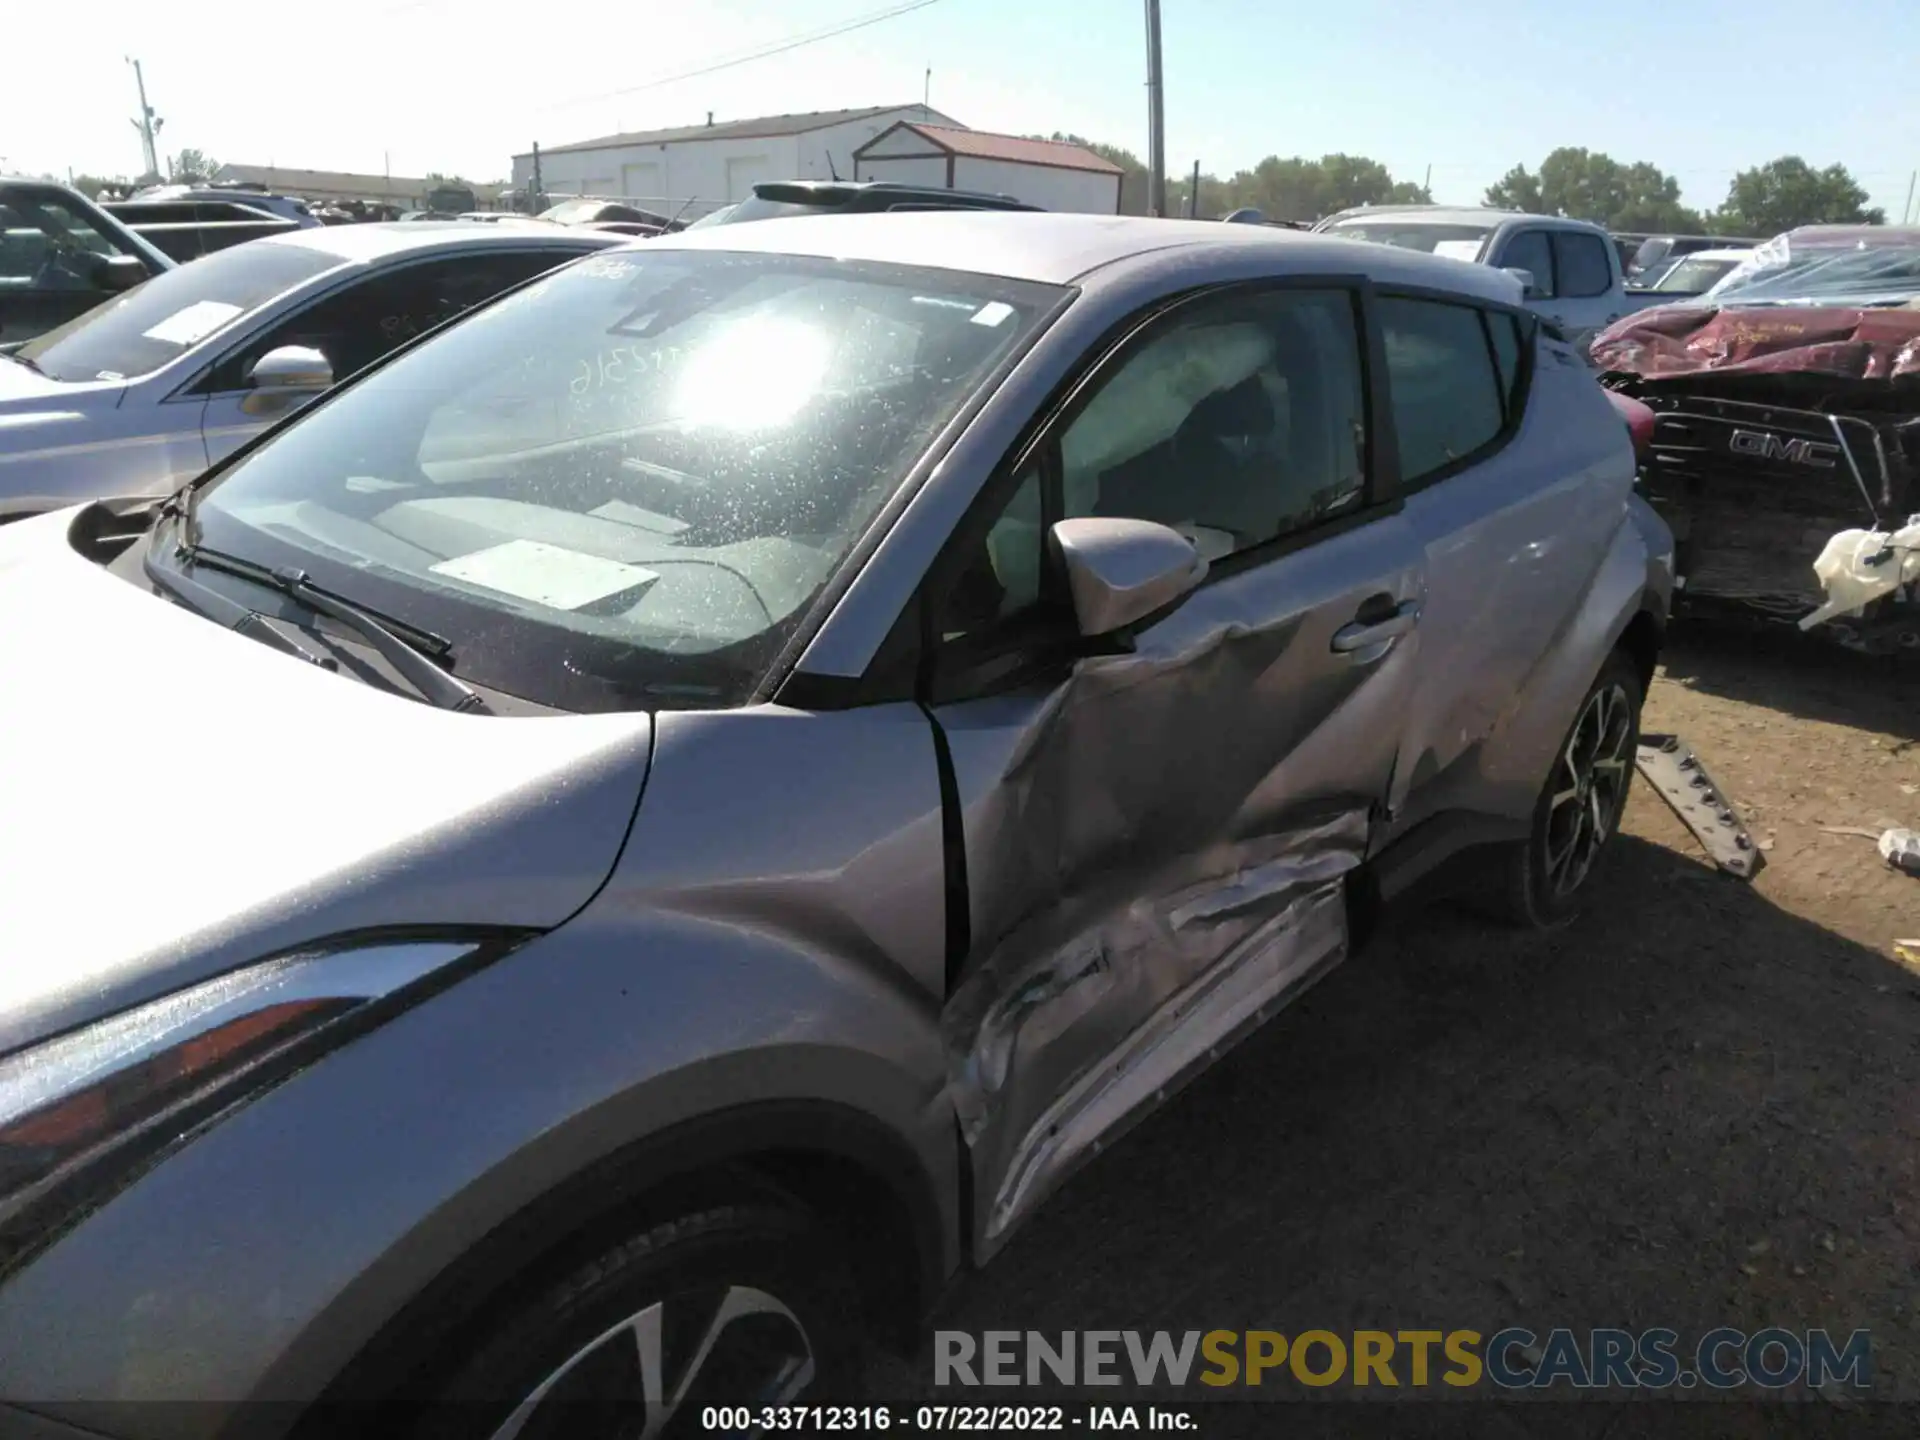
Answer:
1378;296;1508;487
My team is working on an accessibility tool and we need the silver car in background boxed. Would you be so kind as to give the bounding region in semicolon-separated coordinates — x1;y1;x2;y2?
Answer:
0;213;1669;1438
0;222;621;516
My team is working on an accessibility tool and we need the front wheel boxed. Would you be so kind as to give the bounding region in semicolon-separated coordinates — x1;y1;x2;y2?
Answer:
419;1204;863;1440
1472;649;1642;929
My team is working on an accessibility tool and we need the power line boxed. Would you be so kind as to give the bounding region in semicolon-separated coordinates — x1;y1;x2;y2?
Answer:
547;0;946;113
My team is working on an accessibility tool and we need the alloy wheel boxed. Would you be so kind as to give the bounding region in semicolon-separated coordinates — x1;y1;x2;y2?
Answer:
1542;681;1634;900
487;1284;815;1440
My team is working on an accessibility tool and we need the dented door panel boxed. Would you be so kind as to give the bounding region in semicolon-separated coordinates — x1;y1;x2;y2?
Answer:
935;511;1428;1254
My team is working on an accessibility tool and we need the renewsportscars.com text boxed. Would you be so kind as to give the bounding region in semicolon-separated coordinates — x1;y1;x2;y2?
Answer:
934;1327;1873;1391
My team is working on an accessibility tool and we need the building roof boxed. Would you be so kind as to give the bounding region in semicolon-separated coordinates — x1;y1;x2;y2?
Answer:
857;122;1125;176
214;164;507;203
521;105;947;159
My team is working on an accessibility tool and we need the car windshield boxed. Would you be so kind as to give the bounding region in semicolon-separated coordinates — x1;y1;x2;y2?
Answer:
539;200;613;225
1649;255;1745;293
1325;221;1493;257
1704;230;1920;307
702;194;843;226
686;205;736;229
14;240;338;382
185;248;1064;713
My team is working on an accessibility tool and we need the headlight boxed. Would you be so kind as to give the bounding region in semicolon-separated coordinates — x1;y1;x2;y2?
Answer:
0;936;520;1264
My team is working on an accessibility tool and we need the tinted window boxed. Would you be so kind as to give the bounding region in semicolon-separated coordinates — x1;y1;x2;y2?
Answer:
187;251;1062;712
1500;230;1555;298
1059;288;1367;561
203;248;583;391
1378;297;1505;486
1484;309;1526;416
1553;232;1614;298
0;191;124;284
16;240;337;382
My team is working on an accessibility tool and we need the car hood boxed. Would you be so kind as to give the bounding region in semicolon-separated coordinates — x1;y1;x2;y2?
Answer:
1591;302;1920;383
0;507;655;1054
0;361;124;430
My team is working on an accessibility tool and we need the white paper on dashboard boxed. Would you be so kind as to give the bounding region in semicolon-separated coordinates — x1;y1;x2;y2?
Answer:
430;539;660;610
140;300;245;346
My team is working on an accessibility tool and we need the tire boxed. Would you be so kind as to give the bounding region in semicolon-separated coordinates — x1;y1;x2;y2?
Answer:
417;1203;864;1440
1470;648;1643;930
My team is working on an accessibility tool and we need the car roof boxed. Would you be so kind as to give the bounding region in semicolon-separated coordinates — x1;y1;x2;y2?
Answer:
260;219;620;263
644;210;1526;304
1323;204;1601;232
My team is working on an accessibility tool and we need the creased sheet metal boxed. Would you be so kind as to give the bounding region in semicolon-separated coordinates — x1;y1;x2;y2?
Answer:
1593;305;1920;383
936;585;1395;1244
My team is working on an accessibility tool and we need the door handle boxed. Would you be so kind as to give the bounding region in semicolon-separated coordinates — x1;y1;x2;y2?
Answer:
1331;599;1421;654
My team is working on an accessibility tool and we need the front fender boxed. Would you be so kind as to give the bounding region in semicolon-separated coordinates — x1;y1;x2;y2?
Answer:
0;912;956;1439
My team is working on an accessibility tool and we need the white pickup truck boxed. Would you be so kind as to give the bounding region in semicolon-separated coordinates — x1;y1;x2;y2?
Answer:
1313;204;1673;349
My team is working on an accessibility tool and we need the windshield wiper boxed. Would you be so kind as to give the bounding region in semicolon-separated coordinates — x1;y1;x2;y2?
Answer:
0;349;45;373
141;545;339;672
167;541;488;713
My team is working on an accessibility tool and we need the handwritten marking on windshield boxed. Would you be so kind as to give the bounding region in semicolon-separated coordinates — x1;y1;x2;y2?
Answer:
571;345;685;394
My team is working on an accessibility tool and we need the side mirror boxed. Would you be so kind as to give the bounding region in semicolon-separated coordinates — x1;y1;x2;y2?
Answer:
92;253;150;293
1500;266;1538;298
246;345;333;393
1050;516;1208;638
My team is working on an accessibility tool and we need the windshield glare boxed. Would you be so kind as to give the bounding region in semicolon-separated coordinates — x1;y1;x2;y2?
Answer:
1706;231;1920;306
1326;222;1492;257
190;249;1062;712
16;241;338;382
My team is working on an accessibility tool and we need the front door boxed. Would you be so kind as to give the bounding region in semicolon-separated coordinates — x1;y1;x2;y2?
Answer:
924;281;1428;1254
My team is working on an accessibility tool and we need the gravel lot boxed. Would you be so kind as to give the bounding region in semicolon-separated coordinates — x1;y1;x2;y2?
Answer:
874;628;1920;1430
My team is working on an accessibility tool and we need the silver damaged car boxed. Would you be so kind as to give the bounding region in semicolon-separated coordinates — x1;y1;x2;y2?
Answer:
0;213;1672;1438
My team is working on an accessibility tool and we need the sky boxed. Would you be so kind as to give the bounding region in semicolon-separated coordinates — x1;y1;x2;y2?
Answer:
4;0;1917;220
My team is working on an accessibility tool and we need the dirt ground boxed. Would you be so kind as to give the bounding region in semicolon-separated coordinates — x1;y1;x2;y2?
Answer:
874;627;1920;1427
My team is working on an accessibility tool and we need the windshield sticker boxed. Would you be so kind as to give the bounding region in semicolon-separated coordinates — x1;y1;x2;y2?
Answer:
970;301;1015;328
139;299;244;347
429;539;660;611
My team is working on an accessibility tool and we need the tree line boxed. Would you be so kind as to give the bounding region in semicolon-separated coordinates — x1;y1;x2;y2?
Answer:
1058;135;1892;235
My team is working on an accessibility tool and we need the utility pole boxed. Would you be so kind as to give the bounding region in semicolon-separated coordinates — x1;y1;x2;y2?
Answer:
1424;162;1432;196
923;67;932;117
126;56;162;181
1188;158;1200;218
531;142;544;209
1143;0;1166;217
1904;170;1916;226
